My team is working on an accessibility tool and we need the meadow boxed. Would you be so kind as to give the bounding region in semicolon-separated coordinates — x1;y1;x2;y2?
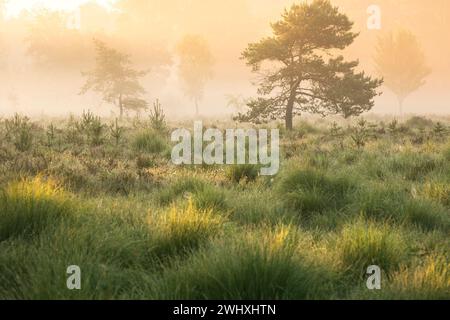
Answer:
0;112;449;299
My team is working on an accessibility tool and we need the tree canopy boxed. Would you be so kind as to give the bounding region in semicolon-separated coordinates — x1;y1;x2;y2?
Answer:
374;29;431;116
238;0;382;130
80;40;148;117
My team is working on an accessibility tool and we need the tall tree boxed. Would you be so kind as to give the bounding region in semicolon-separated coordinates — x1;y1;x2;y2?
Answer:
374;29;431;116
176;35;214;116
238;0;382;130
80;40;148;118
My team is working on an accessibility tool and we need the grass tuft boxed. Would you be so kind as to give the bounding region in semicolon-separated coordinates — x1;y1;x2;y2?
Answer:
336;219;407;278
148;199;224;257
0;176;72;241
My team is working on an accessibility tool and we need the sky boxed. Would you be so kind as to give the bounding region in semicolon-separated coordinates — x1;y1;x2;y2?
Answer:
4;0;116;18
0;0;449;117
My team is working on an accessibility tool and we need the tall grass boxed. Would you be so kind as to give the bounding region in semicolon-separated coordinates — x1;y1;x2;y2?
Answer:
132;130;168;154
278;168;356;216
0;177;72;241
148;200;224;257
0;115;449;300
336;219;407;278
150;226;336;299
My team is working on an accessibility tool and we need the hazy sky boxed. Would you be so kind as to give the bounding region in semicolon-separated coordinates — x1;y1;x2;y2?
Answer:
4;0;116;18
0;0;449;117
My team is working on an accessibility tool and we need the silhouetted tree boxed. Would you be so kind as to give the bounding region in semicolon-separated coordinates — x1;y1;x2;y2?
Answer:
374;29;431;116
176;35;214;116
80;40;148;118
238;0;382;130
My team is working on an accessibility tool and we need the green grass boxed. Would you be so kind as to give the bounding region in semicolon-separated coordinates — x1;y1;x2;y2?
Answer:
132;129;168;154
149;226;336;299
0;115;449;300
226;164;260;183
336;219;407;278
148;200;225;258
0;177;73;241
278;168;356;217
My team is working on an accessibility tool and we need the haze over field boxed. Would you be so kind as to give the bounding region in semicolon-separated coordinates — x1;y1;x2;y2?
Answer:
0;0;449;117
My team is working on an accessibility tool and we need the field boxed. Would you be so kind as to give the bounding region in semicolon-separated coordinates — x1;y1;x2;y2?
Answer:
0;113;449;299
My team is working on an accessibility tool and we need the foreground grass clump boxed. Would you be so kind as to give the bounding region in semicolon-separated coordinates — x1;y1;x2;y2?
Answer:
148;200;224;257
336;219;407;278
151;226;335;299
354;253;450;300
278;168;356;216
384;254;450;299
0;177;72;241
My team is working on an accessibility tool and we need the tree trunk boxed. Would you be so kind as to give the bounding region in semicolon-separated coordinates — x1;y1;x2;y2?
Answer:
285;79;301;131
285;94;295;131
195;99;199;117
119;95;124;118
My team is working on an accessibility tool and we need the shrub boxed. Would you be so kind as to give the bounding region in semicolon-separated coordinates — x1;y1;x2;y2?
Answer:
109;118;124;146
0;177;72;241
405;116;434;129
100;163;139;195
149;99;167;132
136;154;156;170
336;219;407;278
4;114;33;152
47;152;89;190
350;119;371;149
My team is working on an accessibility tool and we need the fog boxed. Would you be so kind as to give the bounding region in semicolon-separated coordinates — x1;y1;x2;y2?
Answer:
0;0;449;118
